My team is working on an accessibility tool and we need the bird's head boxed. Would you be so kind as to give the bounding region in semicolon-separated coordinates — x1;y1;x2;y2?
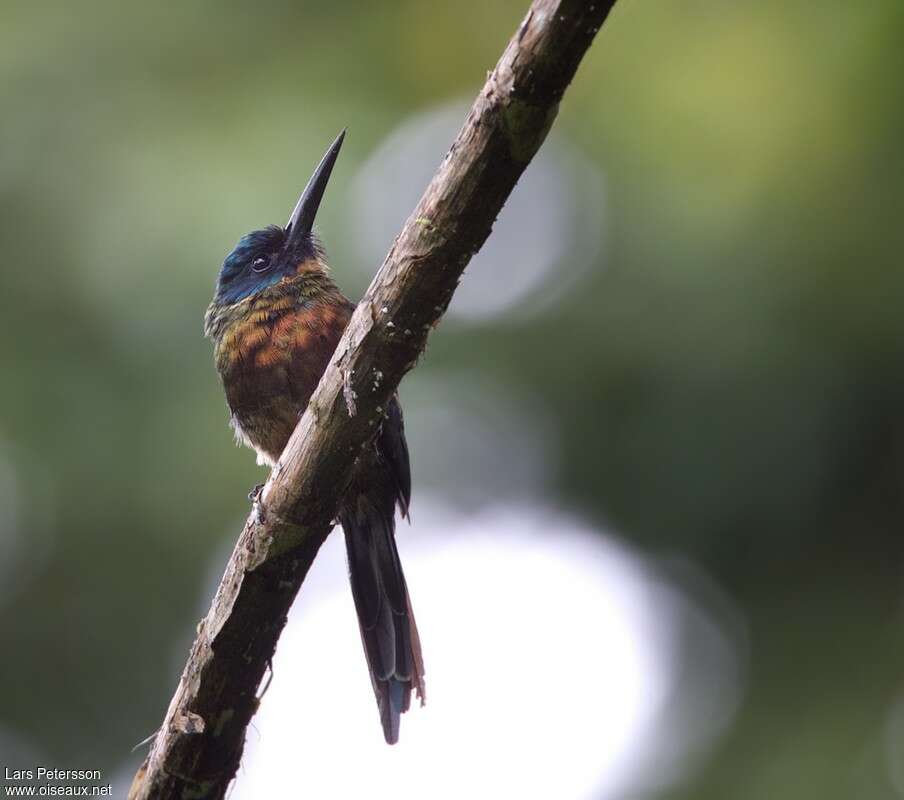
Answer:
212;130;345;306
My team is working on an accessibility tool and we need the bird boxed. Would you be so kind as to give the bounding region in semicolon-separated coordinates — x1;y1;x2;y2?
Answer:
204;131;424;744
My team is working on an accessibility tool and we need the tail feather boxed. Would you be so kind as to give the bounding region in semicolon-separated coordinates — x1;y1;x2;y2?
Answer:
341;493;424;744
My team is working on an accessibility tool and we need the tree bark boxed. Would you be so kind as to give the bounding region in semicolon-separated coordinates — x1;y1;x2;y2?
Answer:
129;1;617;797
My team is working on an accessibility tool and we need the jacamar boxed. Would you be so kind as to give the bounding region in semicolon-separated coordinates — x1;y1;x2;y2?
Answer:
204;131;425;744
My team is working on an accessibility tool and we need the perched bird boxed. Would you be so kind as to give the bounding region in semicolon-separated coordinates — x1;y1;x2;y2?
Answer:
204;131;424;743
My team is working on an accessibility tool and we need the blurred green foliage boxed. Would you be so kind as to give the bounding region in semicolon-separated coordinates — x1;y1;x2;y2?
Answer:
1;0;904;797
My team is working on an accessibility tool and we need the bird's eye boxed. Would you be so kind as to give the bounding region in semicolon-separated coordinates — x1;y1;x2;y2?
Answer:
251;255;270;272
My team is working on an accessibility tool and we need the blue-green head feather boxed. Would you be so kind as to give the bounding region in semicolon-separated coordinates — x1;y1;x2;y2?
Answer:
213;225;321;306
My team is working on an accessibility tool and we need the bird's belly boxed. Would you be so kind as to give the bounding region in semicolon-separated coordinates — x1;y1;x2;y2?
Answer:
229;394;303;467
222;335;332;465
230;412;280;467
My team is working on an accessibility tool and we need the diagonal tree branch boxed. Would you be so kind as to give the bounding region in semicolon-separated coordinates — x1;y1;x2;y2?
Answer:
129;1;617;797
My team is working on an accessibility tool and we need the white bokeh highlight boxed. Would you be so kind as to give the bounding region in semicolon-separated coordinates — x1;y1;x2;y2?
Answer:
232;501;743;800
351;102;605;323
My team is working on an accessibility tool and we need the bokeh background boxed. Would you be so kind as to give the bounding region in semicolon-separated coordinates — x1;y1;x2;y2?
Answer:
2;0;904;797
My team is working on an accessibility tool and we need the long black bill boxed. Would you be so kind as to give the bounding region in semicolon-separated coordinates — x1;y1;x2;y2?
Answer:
285;129;346;250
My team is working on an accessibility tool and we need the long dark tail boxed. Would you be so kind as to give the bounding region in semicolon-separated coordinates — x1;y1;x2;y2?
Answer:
340;491;425;744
